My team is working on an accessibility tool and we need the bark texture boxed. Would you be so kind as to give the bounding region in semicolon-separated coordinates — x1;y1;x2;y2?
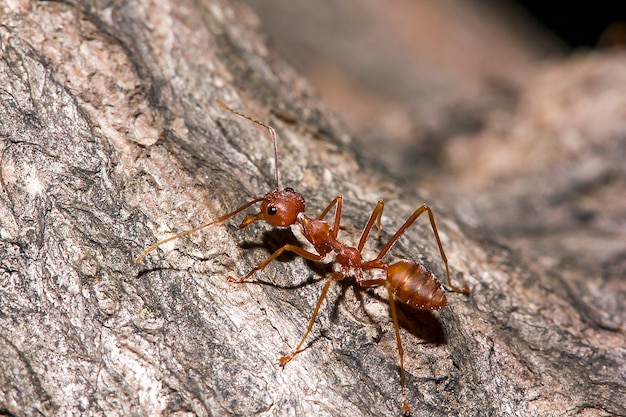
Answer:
0;1;624;417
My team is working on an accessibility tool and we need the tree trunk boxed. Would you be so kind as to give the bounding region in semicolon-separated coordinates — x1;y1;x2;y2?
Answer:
0;1;624;416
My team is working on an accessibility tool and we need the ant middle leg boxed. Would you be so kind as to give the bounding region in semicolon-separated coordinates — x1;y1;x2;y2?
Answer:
279;272;344;365
373;204;469;295
357;200;385;251
228;244;323;283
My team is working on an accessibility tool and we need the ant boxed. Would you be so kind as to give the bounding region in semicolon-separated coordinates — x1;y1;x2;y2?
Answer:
136;99;470;415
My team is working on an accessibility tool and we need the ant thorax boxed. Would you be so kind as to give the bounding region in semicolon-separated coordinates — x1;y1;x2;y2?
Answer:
296;213;332;247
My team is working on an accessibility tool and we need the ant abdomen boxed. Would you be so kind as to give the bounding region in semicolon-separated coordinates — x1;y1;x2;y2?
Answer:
387;260;447;310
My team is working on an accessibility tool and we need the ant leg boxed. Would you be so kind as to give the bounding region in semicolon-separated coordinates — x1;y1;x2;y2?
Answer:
279;272;343;366
357;277;387;288
316;196;343;239
374;204;469;295
385;281;411;415
357;200;385;251
228;244;323;283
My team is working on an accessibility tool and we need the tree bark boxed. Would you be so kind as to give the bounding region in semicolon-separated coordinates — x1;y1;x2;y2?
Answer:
0;1;624;417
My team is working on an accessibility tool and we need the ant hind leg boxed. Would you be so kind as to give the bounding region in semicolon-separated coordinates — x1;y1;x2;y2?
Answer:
373;204;469;296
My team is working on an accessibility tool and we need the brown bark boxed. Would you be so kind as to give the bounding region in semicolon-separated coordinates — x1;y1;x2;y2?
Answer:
0;1;624;417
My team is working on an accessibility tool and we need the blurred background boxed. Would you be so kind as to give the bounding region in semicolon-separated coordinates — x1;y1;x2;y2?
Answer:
242;0;624;186
240;0;626;292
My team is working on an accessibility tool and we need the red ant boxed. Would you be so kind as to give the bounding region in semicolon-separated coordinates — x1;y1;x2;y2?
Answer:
136;99;470;415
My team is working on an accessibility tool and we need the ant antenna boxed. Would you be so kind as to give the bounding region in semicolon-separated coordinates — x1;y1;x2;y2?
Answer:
135;100;282;264
134;197;263;263
216;99;280;191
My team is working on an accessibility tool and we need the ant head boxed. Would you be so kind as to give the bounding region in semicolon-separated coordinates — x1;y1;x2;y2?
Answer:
216;100;305;227
240;188;305;228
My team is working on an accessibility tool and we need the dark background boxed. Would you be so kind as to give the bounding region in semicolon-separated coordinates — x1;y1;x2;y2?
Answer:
512;0;626;47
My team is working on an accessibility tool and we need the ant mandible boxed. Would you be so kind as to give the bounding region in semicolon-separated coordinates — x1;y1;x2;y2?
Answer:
136;98;470;415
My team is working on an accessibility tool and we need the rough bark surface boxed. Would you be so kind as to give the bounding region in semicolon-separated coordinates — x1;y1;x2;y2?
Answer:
0;1;624;417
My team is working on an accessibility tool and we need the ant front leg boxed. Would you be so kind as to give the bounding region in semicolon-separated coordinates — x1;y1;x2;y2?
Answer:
316;195;343;239
228;244;323;283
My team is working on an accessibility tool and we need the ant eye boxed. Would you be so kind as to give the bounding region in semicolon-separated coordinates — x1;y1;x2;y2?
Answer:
267;206;278;216
284;187;294;192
